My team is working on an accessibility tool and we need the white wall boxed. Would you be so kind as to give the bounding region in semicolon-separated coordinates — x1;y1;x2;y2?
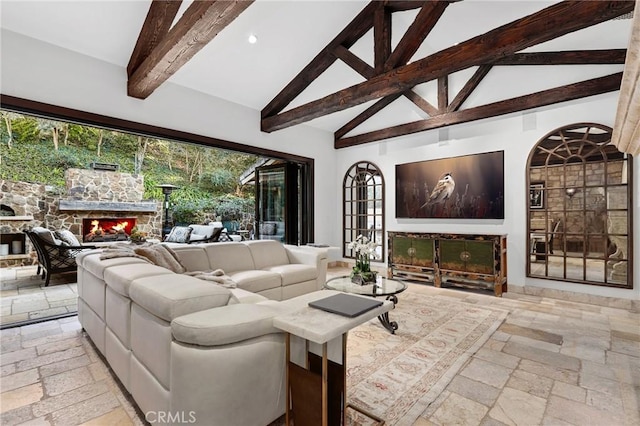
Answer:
2;29;637;300
0;29;339;244
335;95;639;301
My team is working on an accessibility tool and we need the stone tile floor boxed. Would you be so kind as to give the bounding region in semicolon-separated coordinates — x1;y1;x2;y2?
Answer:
1;266;78;326
0;267;638;425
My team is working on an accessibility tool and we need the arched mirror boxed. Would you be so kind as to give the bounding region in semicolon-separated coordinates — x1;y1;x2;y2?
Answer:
343;161;385;262
527;123;633;288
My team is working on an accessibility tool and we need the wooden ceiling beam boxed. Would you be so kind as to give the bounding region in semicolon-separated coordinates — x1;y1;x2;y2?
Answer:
333;45;375;79
334;43;438;125
335;73;622;148
374;3;392;74
438;76;448;112
403;91;439;116
335;93;403;139
127;0;182;78
447;65;492;112
261;2;377;119
386;1;430;13
262;1;634;133
128;0;253;99
384;1;451;71
492;49;627;65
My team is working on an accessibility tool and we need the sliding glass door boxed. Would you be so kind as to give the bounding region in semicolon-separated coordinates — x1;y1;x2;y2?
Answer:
255;162;309;245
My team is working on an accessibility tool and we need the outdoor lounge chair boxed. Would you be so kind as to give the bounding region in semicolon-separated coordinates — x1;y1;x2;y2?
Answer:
25;229;96;286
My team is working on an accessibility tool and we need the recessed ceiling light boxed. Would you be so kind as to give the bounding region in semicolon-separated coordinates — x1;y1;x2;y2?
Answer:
248;34;258;44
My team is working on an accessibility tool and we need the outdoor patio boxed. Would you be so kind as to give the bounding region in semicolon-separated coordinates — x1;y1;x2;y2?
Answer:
0;266;78;327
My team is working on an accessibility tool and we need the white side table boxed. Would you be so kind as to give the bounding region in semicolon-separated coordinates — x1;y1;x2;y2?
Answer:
273;296;392;426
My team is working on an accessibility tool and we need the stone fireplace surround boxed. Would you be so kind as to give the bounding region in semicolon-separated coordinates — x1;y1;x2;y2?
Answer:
0;168;163;267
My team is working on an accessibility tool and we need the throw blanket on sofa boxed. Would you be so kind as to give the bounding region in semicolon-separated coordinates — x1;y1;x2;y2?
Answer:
184;269;237;288
99;244;236;287
99;243;186;274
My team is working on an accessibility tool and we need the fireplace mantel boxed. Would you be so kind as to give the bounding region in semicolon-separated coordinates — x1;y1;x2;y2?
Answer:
58;200;157;212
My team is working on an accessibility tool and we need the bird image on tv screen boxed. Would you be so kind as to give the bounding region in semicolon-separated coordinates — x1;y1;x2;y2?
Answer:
396;150;504;219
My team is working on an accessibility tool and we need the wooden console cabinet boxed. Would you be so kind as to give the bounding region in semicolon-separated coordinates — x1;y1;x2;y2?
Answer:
388;232;507;296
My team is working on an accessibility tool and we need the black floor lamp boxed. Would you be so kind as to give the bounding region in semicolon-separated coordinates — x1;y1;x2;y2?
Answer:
157;184;179;240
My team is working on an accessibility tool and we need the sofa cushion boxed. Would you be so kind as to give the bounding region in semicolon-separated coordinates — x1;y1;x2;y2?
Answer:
171;303;285;346
245;240;289;269
228;288;269;304
264;264;318;286
204;243;255;272
80;251;148;280
165;226;192;243
169;245;211;271
104;264;174;297
227;270;281;294
129;275;232;322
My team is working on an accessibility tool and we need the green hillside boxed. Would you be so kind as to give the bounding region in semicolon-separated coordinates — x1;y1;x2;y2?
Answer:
0;111;258;224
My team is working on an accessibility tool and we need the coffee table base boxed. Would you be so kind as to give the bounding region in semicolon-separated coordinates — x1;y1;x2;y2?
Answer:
377;294;399;334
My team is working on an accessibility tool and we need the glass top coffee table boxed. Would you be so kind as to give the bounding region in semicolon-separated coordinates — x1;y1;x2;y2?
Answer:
325;276;407;334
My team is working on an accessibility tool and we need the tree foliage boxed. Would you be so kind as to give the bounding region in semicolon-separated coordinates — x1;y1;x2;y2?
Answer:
0;111;260;224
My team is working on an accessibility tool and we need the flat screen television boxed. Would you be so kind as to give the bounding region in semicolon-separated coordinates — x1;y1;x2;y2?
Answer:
395;150;504;219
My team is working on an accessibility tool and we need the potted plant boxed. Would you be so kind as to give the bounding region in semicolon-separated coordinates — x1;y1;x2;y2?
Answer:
348;234;380;285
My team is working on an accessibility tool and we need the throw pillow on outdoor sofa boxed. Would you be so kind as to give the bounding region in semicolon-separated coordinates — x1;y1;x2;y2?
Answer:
260;222;277;236
165;226;193;243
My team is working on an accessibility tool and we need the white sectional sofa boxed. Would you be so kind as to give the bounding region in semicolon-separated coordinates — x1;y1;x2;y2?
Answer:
76;240;330;425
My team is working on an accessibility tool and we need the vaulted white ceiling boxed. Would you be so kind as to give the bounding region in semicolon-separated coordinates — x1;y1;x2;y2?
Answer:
0;1;634;135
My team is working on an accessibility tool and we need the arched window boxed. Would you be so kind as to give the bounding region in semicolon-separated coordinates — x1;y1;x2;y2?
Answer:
527;123;633;288
343;161;385;262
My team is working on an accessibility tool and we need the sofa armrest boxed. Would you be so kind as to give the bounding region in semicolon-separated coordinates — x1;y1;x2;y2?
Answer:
284;245;328;290
284;245;327;266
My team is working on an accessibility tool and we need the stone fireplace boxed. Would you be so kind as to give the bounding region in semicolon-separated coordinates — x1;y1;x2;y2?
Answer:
1;168;163;267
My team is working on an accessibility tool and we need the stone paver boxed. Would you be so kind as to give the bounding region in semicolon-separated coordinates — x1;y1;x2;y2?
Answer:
0;267;637;426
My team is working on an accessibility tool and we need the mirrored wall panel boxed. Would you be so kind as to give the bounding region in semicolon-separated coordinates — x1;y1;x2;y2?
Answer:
527;123;633;288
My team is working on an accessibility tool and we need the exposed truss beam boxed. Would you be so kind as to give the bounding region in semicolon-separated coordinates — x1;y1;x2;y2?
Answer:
262;1;634;133
128;0;253;99
384;1;451;71
261;2;377;118
335;73;622;148
335;93;403;140
438;76;448;112
127;0;182;78
334;42;438;125
447;65;492;112
386;1;431;13
374;3;392;74
493;49;627;65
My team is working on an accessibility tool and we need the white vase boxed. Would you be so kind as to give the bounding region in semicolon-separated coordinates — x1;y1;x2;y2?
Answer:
11;240;22;254
0;244;8;256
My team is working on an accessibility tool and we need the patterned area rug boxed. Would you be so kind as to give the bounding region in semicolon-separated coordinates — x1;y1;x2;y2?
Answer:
346;288;508;425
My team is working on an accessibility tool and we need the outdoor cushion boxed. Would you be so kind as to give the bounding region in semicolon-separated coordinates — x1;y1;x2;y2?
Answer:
55;229;82;246
165;226;192;243
33;226;63;245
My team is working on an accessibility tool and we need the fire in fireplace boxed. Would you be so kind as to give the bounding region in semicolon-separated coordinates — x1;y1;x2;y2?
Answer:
83;218;136;242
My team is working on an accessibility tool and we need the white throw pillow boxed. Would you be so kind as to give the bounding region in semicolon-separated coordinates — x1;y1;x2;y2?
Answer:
55;229;81;246
165;226;193;243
